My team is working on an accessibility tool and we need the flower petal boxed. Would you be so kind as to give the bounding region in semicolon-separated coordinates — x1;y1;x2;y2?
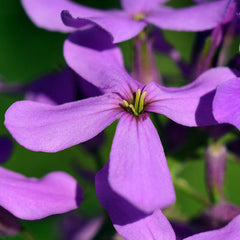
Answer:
184;215;240;240
61;10;147;43
213;78;240;130
109;113;175;213
64;27;140;98
146;0;231;31
145;67;236;126
120;0;161;15
96;163;176;240
0;167;82;220
21;0;101;32
4;94;121;152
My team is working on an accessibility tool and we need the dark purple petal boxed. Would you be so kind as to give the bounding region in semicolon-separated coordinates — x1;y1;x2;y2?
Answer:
0;137;13;164
5;94;121;152
64;27;140;98
109;113;175;213
213;78;240;129
26;68;77;105
184;215;240;240
21;0;101;32
61;10;147;43
96;163;176;240
145;67;236;126
0;167;82;220
146;0;231;32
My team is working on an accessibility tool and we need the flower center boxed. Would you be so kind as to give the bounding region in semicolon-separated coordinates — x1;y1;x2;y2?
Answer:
122;89;147;116
133;12;145;21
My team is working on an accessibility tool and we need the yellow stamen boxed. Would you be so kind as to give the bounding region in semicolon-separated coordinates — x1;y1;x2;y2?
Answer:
138;91;146;114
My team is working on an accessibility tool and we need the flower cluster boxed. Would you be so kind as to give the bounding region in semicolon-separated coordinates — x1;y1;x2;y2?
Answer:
1;0;240;239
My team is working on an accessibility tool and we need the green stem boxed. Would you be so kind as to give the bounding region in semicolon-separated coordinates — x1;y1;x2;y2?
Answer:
21;229;36;240
173;178;211;207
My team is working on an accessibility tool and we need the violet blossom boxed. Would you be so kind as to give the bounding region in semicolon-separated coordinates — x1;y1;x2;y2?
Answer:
0;167;83;220
4;27;237;213
0;136;13;164
21;0;231;43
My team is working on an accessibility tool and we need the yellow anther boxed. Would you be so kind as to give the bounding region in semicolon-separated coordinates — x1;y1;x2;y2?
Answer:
123;100;129;108
122;89;147;116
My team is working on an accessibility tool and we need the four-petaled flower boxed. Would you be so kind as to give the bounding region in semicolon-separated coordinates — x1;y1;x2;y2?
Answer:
4;27;236;213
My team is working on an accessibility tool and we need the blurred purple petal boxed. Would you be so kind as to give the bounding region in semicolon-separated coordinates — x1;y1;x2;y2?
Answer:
0;137;13;164
109;113;175;213
213;78;240;129
61;10;146;43
145;67;236;126
4;94;121;152
0;167;82;220
146;0;231;32
26;68;77;105
21;0;101;32
96;163;176;240
62;214;104;240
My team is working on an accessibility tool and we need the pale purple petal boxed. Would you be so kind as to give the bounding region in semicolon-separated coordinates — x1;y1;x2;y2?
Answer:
64;27;140;99
21;0;101;32
146;0;231;31
0;137;13;164
96;163;176;240
61;10;147;43
213;78;240;129
4;94;121;152
145;67;236;126
0;167;82;220
109;113;175;213
120;0;160;15
184;215;240;240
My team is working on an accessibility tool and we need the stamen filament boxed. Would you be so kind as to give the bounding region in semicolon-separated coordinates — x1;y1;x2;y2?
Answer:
123;100;129;108
129;104;139;116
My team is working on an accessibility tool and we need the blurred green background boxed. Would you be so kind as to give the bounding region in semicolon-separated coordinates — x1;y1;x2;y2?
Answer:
0;0;239;239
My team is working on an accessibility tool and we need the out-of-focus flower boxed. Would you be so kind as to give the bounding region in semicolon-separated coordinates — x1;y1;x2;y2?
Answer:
0;167;83;220
0;136;13;164
4;27;236;213
201;201;240;229
21;0;231;43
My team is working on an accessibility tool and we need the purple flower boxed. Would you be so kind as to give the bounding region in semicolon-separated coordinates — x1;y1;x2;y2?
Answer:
21;0;231;43
4;27;236;213
0;167;82;220
213;77;240;130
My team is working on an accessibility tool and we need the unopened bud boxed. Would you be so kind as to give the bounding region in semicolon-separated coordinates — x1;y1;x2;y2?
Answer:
205;144;227;203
